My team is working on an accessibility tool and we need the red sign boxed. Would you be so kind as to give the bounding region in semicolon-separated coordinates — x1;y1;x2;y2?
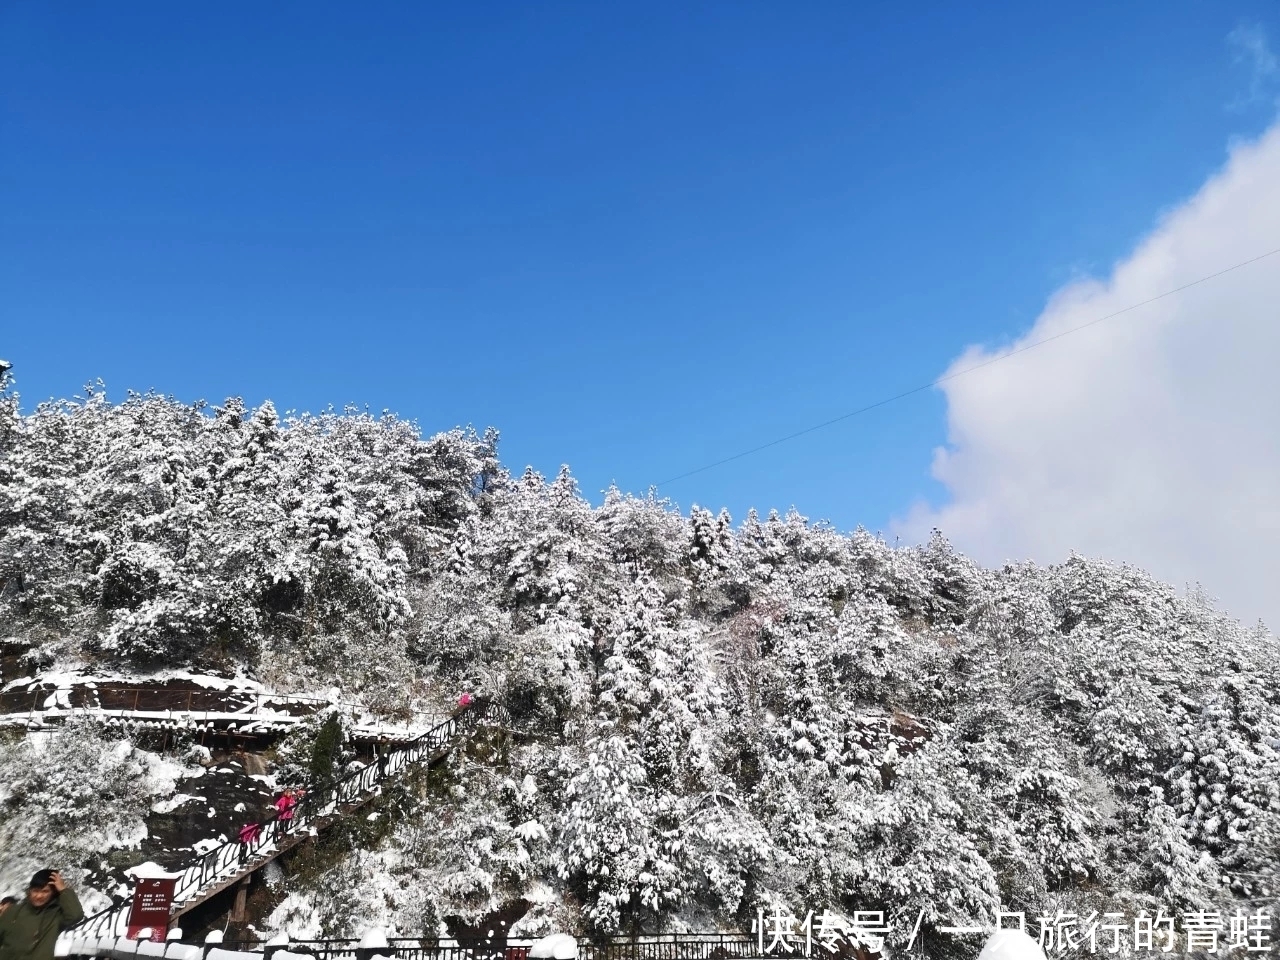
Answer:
126;878;177;941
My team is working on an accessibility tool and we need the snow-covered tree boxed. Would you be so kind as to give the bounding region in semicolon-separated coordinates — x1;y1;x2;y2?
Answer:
1;382;1278;948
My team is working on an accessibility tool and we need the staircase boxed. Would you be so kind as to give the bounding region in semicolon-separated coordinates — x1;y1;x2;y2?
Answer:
67;699;510;940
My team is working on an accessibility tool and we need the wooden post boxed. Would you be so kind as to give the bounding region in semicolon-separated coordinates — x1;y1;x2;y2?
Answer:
230;875;251;923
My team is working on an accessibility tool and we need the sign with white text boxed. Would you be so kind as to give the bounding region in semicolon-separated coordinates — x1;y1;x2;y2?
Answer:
126;878;176;942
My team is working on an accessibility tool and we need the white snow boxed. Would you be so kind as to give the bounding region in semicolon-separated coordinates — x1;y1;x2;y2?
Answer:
2;669;263;695
529;934;578;960
265;892;325;941
357;928;389;950
151;793;201;814
514;819;547;841
11;395;1280;940
125;863;183;881
977;930;1047;960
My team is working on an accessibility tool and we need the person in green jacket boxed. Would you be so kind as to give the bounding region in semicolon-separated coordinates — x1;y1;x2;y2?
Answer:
0;871;83;960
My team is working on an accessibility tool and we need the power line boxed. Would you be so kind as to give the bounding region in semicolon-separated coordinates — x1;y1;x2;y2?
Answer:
655;245;1280;488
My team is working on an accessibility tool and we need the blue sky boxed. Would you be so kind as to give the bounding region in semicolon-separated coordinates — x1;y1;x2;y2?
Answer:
3;1;1278;536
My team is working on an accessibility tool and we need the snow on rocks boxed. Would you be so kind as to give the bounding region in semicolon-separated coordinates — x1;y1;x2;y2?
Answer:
150;794;201;815
124;862;182;879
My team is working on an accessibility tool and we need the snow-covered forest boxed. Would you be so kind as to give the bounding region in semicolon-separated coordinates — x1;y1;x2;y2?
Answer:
1;381;1278;949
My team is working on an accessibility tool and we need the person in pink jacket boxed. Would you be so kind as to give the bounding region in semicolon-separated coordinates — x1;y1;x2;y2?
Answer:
237;822;262;865
274;787;300;821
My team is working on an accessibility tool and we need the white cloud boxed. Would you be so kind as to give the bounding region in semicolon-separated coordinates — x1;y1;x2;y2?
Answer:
896;122;1280;631
1228;23;1279;108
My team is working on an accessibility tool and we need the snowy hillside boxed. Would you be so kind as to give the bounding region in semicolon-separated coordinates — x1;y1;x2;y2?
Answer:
1;384;1278;950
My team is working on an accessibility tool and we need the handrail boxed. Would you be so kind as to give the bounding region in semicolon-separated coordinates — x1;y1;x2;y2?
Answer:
70;699;510;940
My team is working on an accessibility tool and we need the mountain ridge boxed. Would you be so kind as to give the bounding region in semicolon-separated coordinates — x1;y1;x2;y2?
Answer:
1;385;1277;953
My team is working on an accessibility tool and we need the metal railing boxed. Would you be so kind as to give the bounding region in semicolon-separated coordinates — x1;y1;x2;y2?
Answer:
153;934;764;960
229;939;526;960
579;936;764;960
71;700;509;941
